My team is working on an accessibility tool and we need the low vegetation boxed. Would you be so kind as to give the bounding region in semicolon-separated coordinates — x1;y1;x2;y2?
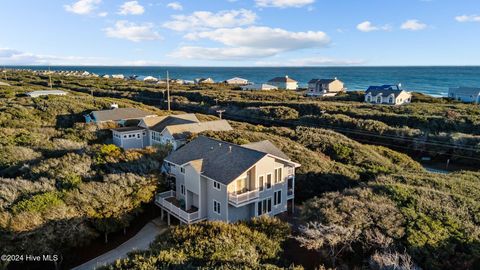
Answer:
1;70;479;270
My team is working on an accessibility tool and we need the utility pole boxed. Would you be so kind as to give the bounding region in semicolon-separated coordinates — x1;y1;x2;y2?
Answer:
166;71;171;111
216;109;225;119
48;66;53;89
3;66;7;81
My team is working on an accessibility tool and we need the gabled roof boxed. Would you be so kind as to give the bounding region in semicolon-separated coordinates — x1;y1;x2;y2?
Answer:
365;85;408;98
242;140;290;160
367;85;401;91
226;77;248;82
92;108;156;122
164;136;295;185
308;79;337;84
268;76;297;83
165;120;233;140
148;114;200;132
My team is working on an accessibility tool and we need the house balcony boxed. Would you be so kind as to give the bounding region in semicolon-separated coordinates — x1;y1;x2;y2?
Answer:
155;190;201;224
228;189;260;206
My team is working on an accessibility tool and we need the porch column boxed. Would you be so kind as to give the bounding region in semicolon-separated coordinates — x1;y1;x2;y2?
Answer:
291;198;295;214
160;208;164;220
167;213;171;226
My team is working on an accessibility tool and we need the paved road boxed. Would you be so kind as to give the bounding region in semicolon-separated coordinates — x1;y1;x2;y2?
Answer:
72;218;167;270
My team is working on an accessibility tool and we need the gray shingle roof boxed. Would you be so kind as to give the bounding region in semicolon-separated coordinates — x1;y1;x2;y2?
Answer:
92;108;156;122
149;114;200;132
268;76;297;83
308;79;336;84
242;140;290;160
165;120;233;140
165;136;274;185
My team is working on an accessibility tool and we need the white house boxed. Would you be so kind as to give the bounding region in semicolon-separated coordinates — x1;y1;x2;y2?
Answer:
225;77;249;85
144;76;159;83
364;84;412;105
112;74;125;79
448;87;480;104
267;76;298;90
240;83;278;91
196;78;215;84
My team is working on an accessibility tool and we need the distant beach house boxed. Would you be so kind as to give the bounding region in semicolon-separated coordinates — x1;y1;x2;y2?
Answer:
448;87;480;104
157;136;300;224
365;84;412;105
307;78;345;97
26;90;68;98
84;107;157;125
111;74;125;79
196;78;215;84
144;76;159;83
225;77;249;85
112;113;233;150
241;83;278;91
268;76;298;90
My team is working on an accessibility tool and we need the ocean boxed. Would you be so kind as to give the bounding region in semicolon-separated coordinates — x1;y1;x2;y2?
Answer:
8;66;480;97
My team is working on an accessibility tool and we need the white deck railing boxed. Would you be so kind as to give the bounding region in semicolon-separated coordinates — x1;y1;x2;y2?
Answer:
228;189;260;205
155;191;200;223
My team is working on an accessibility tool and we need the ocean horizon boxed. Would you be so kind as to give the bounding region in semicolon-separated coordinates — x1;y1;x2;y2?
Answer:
6;65;480;97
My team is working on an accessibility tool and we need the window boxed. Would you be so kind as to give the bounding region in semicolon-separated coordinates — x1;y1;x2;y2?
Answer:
152;131;162;142
180;167;185;173
236;177;247;194
274;190;282;206
266;174;272;189
143;132;146;136
258;176;264;192
213;200;221;215
137;134;140;139
366;96;371;102
376;96;382;103
388;96;394;103
257;198;272;216
213;181;221;190
274;168;283;183
180;184;185;195
123;135;127;139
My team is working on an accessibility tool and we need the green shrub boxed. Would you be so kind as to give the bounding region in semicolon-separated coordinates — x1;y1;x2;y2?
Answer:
12;191;64;214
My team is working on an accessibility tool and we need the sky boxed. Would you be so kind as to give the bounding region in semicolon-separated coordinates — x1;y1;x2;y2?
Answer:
0;0;479;66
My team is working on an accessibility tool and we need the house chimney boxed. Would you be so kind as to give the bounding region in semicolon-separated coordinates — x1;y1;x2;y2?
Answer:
285;75;289;79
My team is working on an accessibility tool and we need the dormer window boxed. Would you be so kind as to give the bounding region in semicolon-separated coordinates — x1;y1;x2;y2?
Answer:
376;96;382;103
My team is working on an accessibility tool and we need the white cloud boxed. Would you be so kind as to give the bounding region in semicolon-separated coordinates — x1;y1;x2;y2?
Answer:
64;0;101;15
118;1;145;15
104;21;161;42
98;12;108;17
255;57;365;66
171;26;330;60
167;2;183;10
356;21;391;32
455;15;480;22
185;26;330;51
255;0;314;8
0;48;107;65
169;46;281;60
163;9;257;31
401;19;427;31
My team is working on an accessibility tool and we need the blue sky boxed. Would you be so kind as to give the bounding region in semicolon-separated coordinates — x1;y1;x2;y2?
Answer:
0;0;479;66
